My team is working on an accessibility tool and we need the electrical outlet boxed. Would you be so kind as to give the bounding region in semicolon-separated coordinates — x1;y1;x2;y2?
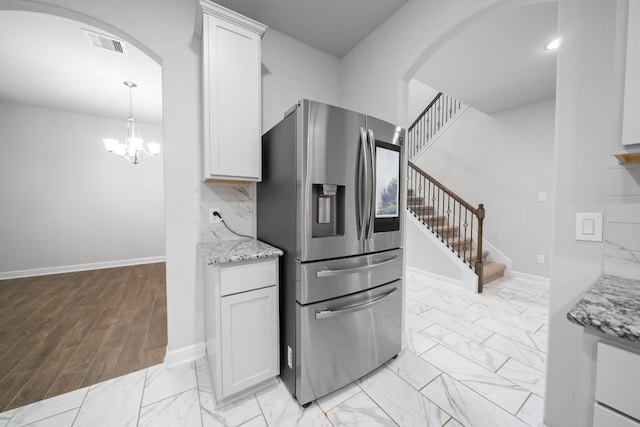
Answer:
536;254;545;264
538;192;547;202
208;208;221;224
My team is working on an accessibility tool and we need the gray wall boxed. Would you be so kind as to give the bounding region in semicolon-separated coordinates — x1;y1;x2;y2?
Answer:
413;97;555;277
0;101;164;276
408;79;440;124
406;214;464;282
261;28;342;133
544;0;618;425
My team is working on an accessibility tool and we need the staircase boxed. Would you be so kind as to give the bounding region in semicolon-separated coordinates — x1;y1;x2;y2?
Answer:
407;93;506;292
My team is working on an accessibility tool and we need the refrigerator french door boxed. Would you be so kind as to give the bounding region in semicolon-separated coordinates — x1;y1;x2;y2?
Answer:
257;99;405;406
297;101;402;261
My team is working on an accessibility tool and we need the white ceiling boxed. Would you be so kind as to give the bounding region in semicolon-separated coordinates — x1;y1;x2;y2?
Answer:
0;11;162;124
0;2;556;124
211;0;408;58
414;2;558;114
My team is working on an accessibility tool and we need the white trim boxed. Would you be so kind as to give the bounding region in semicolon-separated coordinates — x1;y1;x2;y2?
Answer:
199;0;267;37
164;342;207;367
0;256;166;280
406;213;478;292
509;270;551;285
411;105;468;162
482;239;512;274
406;266;468;288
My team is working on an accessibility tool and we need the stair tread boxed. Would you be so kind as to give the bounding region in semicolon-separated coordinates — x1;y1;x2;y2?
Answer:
444;236;473;248
461;249;489;263
482;262;507;285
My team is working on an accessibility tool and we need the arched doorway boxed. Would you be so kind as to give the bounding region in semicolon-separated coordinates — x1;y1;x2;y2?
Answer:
0;7;167;411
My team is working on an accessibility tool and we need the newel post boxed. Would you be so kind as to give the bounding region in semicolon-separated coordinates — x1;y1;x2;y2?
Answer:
475;204;485;293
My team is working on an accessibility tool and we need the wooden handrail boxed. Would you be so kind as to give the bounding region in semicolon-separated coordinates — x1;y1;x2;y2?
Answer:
408;161;478;213
409;92;442;132
407;161;486;292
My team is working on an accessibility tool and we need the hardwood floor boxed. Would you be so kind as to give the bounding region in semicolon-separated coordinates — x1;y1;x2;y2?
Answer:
0;263;167;412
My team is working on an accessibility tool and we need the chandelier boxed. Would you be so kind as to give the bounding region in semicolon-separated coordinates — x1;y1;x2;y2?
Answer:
102;81;160;164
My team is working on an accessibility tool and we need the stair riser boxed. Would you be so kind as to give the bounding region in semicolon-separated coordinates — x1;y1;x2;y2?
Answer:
463;250;489;264
434;231;460;240
418;215;445;226
412;206;435;215
431;227;459;238
443;237;473;251
407;197;425;206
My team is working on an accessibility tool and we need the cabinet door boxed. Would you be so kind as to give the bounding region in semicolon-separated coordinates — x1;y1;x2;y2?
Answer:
203;13;262;181
221;285;278;397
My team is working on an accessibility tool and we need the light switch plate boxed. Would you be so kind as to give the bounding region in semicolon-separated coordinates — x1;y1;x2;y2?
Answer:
575;212;603;242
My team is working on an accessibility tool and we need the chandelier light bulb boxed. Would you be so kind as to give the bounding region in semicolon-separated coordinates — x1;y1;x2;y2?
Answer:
128;137;144;151
114;143;126;157
147;142;161;156
103;138;119;152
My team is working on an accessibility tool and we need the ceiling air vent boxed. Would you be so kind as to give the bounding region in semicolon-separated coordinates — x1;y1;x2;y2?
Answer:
83;29;126;55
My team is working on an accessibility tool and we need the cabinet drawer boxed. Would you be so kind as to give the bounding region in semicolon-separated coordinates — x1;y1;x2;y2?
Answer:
595;342;640;420
220;259;277;296
594;403;640;427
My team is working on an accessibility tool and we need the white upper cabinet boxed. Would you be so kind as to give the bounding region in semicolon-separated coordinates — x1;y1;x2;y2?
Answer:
622;1;640;146
200;1;267;182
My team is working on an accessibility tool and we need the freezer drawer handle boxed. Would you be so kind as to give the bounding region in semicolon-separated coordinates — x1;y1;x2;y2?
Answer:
315;255;398;278
315;287;397;319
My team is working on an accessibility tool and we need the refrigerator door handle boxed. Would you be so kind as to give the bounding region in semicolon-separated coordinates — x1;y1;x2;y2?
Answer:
357;127;369;241
366;128;377;238
315;255;398;278
315;287;398;319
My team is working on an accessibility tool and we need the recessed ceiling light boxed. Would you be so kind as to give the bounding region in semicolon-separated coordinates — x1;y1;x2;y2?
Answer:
545;37;561;51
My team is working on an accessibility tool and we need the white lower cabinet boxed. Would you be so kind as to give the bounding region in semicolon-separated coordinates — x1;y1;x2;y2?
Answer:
221;285;278;396
203;257;279;402
594;403;640;427
593;342;640;426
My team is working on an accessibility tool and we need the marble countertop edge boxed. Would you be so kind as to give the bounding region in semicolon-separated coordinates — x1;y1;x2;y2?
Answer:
198;238;283;265
567;274;640;343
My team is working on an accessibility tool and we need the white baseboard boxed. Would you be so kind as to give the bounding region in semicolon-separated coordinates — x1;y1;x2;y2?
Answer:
406;266;476;292
164;342;206;367
509;271;551;286
0;256;166;280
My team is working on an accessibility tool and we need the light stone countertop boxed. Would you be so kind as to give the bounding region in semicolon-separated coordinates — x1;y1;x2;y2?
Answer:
567;274;640;342
198;238;283;265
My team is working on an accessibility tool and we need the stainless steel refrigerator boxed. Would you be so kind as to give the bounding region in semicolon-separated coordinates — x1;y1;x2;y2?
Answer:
257;99;404;406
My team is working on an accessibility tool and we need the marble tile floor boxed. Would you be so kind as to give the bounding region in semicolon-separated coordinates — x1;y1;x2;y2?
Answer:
0;271;549;427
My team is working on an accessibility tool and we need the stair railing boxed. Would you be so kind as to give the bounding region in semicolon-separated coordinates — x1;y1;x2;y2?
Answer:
408;92;464;160
407;161;486;292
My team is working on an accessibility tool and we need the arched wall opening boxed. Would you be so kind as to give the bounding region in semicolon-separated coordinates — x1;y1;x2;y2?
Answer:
0;0;203;399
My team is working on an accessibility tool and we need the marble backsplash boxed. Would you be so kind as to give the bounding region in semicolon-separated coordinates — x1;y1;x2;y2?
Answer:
604;162;640;279
198;182;255;242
